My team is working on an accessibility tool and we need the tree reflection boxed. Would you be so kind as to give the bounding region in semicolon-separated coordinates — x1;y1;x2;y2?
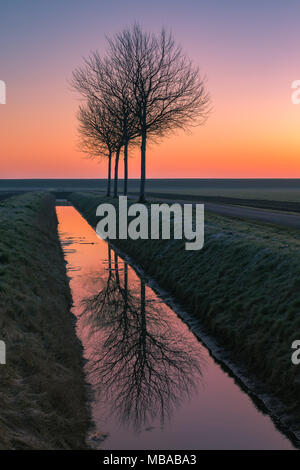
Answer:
80;245;204;431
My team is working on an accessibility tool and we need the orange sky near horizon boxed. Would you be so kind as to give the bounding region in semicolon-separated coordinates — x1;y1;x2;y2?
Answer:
1;1;300;179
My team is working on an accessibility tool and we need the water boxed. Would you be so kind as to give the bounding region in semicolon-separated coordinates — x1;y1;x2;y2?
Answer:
56;205;294;450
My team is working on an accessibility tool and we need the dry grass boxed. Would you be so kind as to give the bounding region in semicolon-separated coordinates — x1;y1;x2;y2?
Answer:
0;192;90;449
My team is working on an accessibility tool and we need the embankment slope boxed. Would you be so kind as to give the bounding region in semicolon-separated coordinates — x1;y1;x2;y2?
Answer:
0;193;89;449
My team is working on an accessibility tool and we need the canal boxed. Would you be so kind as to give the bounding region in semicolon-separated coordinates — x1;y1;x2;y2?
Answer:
56;205;294;450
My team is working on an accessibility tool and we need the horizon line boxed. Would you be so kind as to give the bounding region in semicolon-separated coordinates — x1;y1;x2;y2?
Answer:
1;177;300;181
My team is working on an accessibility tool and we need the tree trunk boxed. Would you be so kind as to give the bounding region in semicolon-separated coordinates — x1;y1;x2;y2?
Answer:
124;262;128;313
123;140;128;196
107;245;112;280
106;151;112;197
113;147;121;198
140;279;147;354
139;129;146;202
114;253;120;287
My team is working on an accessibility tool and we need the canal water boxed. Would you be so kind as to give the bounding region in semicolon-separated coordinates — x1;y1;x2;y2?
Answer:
56;205;294;450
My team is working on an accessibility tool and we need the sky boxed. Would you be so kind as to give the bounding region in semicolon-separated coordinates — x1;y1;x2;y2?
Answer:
1;0;300;178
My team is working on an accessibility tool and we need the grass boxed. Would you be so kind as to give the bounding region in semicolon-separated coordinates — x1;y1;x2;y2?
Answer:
0;192;90;449
69;192;300;438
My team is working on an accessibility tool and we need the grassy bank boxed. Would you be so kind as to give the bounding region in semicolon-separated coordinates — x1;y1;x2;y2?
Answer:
69;192;300;437
0;193;89;449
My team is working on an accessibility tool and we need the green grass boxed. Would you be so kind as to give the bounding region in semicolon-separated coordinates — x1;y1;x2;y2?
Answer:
0;193;90;449
69;192;300;438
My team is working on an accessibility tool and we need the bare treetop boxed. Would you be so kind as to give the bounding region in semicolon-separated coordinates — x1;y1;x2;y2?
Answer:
78;100;119;159
71;23;211;200
107;24;210;136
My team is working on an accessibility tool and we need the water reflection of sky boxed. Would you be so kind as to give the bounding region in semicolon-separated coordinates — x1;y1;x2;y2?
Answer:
57;206;294;450
80;249;205;432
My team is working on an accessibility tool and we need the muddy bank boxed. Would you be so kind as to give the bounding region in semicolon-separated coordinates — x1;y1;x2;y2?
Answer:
69;192;300;443
0;193;90;449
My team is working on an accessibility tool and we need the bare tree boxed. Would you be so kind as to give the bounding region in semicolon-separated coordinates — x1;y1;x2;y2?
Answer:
78;100;118;196
106;24;211;201
71;25;210;201
94;57;139;196
71;52;139;198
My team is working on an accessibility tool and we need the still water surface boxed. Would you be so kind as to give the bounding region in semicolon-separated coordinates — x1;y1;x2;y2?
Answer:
56;205;294;450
